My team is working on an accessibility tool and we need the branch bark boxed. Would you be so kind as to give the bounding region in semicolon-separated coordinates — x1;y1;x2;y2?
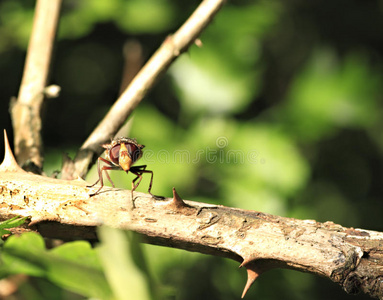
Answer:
61;0;226;180
1;132;382;299
11;0;62;172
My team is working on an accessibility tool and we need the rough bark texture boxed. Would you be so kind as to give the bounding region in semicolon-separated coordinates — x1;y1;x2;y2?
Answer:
1;133;383;299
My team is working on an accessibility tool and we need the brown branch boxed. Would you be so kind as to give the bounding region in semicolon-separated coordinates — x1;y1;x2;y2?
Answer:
11;0;62;172
118;39;144;96
0;132;382;299
62;0;226;180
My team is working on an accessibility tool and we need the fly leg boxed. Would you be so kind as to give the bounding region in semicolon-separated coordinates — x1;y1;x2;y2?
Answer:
129;165;162;207
87;157;120;196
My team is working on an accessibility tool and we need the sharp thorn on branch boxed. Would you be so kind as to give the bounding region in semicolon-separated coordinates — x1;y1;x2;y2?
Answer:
0;130;26;173
239;258;272;298
171;187;188;209
241;266;261;298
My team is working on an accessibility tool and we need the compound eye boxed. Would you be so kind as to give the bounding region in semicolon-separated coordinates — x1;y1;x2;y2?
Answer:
109;144;120;165
127;143;142;162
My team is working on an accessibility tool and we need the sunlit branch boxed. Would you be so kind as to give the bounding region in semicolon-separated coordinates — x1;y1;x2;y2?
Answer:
11;0;62;171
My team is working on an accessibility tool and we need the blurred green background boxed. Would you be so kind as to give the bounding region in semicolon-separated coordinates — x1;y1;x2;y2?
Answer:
1;0;383;299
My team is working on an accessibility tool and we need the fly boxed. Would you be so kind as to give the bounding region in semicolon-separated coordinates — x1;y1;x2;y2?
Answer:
87;137;154;199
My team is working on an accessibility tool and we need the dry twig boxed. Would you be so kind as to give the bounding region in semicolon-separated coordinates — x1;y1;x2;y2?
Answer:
11;0;62;172
62;0;226;180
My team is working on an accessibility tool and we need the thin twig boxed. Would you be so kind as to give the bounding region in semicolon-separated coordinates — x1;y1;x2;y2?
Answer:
11;0;62;172
64;0;226;179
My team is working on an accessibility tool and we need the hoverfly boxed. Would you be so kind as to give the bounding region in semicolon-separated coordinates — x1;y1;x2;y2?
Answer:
87;137;153;198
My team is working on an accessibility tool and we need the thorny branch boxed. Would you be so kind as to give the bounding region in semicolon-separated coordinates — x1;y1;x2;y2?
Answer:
1;131;383;299
61;0;226;180
11;0;62;172
6;1;383;299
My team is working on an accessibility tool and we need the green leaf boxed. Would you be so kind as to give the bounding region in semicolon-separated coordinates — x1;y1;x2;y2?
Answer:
0;232;113;299
47;241;112;299
1;232;47;277
0;216;28;236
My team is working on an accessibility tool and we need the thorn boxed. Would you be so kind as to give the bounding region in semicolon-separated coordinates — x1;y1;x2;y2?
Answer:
241;266;260;298
158;188;195;215
172;187;187;208
0;130;25;173
240;259;271;298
